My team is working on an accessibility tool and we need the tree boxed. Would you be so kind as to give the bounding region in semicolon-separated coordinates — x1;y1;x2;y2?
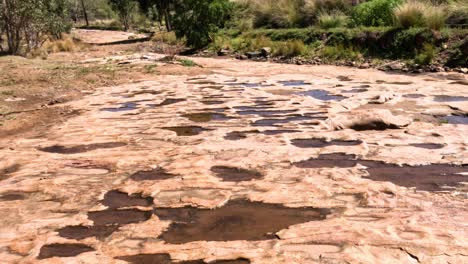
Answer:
109;0;137;31
79;0;89;26
0;0;71;55
172;0;232;48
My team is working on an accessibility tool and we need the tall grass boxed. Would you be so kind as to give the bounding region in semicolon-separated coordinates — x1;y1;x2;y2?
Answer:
317;11;349;29
394;0;447;30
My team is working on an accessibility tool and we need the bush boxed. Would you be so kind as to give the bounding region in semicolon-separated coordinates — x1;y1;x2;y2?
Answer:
272;40;308;57
172;0;233;48
352;0;402;27
414;43;435;65
152;32;181;45
249;0;317;28
424;6;447;30
317;11;349;29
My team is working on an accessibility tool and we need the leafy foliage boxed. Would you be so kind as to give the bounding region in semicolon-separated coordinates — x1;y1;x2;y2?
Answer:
352;0;402;27
172;0;233;48
109;0;138;31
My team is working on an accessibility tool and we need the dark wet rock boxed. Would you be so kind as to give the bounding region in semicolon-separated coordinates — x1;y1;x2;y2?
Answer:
293;153;359;168
58;225;119;240
102;190;153;208
434;95;468;102
294;153;468;192
183;112;232;123
38;243;94;259
130;168;177;181
211;166;263;182
252;115;318;127
38;142;127;154
337;76;352;82
236;109;297;116
186;80;217;85
329;110;411;131
449;80;468;85
260;47;271;57
291;138;363;148
200;100;224;105
246;51;261;59
1;164;20;178
224;130;260;140
278;80;310;86
410;143;445;149
131;90;163;96
342;88;368;93
297;90;346;101
101;102;138;112
116;254;173;264
154;199;330;244
162;126;209;136
151;98;186;107
115;254;250;264
0;192;26;201
88;208;152;226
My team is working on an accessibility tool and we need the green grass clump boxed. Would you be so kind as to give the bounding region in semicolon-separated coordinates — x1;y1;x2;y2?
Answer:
272;40;308;57
320;45;362;60
394;1;447;30
180;59;196;67
317;11;349;29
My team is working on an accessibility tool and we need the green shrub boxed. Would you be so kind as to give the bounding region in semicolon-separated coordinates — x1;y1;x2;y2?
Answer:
272;40;307;57
446;1;468;27
414;43;435;65
152;32;181;45
179;59;196;67
317;11;349;29
352;0;402;27
320;45;362;60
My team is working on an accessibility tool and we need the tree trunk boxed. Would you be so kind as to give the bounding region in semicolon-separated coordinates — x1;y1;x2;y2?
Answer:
164;9;171;31
80;0;89;27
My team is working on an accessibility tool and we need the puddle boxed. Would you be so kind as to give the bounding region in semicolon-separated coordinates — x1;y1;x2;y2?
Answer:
211;166;262;181
38;243;94;259
38;142;127;154
58;225;119;240
115;254;250;264
291;138;363;148
101;102;138;112
154;199;330;244
294;153;468;192
263;129;300;135
88;208;153;226
297;90;346;101
183;112;231;123
200;100;224;105
236;109;297;116
434;95;468;102
102;190;153;208
151;98;186;107
278;80;310;86
130;168;177;181
403;94;425;99
162;126;209;136
440;115;468;125
410;143;444;149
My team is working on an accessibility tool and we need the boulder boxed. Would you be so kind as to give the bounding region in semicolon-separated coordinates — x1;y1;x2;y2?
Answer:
260;47;272;57
327;109;412;131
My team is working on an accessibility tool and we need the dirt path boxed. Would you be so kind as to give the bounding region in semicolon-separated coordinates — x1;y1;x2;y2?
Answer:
0;47;467;263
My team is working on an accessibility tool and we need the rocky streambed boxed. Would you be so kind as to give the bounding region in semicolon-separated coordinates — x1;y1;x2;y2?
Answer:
0;56;467;263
